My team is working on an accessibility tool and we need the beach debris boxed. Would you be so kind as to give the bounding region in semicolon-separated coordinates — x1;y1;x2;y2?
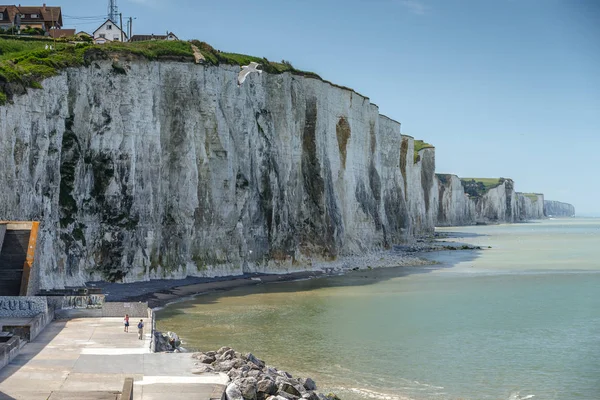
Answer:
238;62;262;86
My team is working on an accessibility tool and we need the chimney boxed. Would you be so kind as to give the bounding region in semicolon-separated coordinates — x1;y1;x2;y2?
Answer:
43;3;46;10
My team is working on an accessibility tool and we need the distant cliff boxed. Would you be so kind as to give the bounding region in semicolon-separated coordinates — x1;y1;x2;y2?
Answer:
436;174;475;226
544;201;575;217
436;175;546;225
0;59;437;291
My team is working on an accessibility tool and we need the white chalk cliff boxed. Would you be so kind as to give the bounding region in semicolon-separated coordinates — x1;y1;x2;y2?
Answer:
0;60;437;291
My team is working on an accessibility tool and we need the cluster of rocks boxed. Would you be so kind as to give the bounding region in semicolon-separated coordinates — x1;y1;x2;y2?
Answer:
192;347;339;400
154;330;184;352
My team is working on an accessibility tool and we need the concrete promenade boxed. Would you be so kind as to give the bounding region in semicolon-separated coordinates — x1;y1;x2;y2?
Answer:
0;318;227;400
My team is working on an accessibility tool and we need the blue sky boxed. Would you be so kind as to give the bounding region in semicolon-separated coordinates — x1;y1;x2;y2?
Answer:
59;0;599;214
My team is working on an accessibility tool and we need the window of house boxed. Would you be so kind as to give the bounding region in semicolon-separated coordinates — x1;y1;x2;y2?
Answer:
31;14;38;18
114;36;120;41
99;33;106;38
107;24;112;30
0;14;3;20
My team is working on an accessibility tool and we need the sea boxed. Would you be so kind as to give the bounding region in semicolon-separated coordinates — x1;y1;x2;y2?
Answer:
155;218;600;400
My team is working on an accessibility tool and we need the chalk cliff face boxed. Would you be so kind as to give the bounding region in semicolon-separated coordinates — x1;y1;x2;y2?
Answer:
404;140;437;236
435;174;475;227
544;200;575;217
0;60;436;291
515;193;544;221
435;176;547;225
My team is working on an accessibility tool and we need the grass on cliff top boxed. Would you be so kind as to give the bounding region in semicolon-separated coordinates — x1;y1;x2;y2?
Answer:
0;37;321;105
460;178;502;189
521;193;541;202
413;139;434;163
190;40;320;78
460;177;504;198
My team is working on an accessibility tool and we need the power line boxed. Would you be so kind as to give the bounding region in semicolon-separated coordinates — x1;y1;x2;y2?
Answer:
63;14;107;20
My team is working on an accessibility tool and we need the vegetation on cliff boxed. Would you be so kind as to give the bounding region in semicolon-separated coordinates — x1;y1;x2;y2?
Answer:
460;177;504;197
413;139;434;163
0;37;320;105
521;193;541;202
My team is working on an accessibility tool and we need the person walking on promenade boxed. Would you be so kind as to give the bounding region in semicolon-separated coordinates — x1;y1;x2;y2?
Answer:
124;314;130;332
137;319;144;340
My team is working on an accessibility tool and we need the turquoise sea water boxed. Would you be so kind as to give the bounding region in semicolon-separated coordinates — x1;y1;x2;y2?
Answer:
156;218;600;400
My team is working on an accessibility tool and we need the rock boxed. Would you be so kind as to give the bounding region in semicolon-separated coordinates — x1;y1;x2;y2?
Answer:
246;353;266;368
220;349;237;361
257;378;278;397
237;377;258;400
278;370;293;379
205;351;217;357
248;369;262;378
264;366;279;378
266;397;289;400
301;392;320;400
218;346;232;355
213;359;237;372
191;364;215;374
279;383;301;397
299;378;317;391
226;382;243;400
228;365;250;380
276;392;299;400
195;353;216;364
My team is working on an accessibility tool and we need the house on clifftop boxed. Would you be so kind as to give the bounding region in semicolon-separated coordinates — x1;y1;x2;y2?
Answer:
129;31;178;42
93;18;127;44
0;3;62;31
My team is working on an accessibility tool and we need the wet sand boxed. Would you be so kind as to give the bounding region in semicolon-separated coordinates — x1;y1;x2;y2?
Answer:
89;239;479;309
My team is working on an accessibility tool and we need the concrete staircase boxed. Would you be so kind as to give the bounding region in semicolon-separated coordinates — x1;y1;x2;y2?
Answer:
0;229;30;296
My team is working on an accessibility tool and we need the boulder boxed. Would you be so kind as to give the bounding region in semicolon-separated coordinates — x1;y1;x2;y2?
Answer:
279;383;302;397
276;392;299;400
247;369;262;378
246;353;266;368
191;364;215;374
237;377;258;400
299;378;317;391
195;353;216;364
226;382;243;400
301;392;320;400
213;359;237;372
278;370;293;379
257;378;278;397
220;349;237;361
218;346;233;355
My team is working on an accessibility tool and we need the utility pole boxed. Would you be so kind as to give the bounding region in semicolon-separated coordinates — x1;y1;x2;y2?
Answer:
128;16;133;39
119;13;123;42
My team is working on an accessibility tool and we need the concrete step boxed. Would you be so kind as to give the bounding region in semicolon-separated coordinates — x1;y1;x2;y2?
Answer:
48;391;120;400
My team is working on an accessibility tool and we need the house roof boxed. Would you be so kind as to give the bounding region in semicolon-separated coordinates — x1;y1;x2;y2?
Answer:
92;18;126;38
129;32;178;42
0;5;62;26
48;28;74;38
